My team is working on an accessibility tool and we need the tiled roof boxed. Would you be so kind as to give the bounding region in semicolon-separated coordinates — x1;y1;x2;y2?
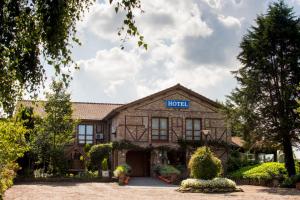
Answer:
17;100;123;120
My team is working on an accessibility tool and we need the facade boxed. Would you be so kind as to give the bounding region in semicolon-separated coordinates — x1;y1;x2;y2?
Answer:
18;84;231;176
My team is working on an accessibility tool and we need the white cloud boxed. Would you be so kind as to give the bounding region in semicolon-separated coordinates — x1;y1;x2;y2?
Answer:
67;0;300;104
218;15;242;28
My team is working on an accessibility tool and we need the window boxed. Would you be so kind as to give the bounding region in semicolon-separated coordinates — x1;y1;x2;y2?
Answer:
185;119;201;141
78;124;93;144
152;118;168;141
96;124;104;141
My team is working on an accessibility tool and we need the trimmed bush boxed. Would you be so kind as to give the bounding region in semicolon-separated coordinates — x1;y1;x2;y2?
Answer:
229;162;288;180
188;147;222;179
179;178;238;193
89;143;112;174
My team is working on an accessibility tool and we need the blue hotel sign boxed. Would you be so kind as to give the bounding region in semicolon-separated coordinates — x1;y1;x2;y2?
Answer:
165;100;190;109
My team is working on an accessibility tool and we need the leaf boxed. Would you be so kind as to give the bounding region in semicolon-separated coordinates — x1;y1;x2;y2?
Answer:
138;41;143;47
143;43;148;50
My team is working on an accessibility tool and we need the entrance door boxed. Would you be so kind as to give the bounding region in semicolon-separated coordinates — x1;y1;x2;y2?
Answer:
126;150;150;177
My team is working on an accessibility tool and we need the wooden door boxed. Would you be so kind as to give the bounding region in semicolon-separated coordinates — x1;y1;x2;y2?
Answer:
126;151;150;177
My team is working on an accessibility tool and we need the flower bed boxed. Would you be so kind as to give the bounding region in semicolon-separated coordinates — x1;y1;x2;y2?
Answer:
154;165;180;184
178;178;242;193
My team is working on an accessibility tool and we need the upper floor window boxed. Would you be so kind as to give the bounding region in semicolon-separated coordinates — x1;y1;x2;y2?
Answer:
185;119;201;141
152;117;168;141
78;124;93;144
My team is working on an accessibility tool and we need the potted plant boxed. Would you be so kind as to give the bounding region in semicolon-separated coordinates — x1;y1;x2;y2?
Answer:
113;164;131;185
101;158;109;178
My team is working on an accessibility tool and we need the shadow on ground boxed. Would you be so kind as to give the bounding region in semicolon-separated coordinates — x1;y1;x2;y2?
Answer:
257;187;300;196
126;177;178;188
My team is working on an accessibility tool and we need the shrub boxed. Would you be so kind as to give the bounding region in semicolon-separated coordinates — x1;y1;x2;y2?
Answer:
74;171;98;179
227;150;258;172
281;174;300;188
188;147;222;180
48;147;68;176
0;162;19;197
33;169;52;178
113;164;131;178
156;165;180;176
179;178;237;193
102;158;108;171
229;162;288;180
89;143;112;174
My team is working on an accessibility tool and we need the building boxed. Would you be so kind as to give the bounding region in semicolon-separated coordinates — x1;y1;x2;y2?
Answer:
18;84;231;176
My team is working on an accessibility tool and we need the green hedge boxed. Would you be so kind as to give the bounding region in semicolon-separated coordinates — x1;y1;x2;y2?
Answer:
229;162;292;180
157;165;180;176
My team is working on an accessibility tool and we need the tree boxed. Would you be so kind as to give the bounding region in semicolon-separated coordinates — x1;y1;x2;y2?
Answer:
0;0;146;115
227;1;300;176
33;80;77;175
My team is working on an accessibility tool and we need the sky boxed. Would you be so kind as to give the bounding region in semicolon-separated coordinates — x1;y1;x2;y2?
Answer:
41;0;300;105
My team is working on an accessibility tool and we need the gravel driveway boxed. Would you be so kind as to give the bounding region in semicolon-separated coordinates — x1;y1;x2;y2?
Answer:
3;178;300;200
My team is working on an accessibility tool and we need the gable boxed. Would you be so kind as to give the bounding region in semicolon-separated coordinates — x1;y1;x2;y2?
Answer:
132;90;217;113
106;84;221;119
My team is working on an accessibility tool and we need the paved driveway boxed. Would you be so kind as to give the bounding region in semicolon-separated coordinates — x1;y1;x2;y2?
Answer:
4;178;300;200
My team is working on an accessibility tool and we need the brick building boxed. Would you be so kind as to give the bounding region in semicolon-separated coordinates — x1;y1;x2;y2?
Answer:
18;84;231;176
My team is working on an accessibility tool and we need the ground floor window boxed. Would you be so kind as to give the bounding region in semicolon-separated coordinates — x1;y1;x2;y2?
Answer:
78;124;93;144
185;118;201;141
151;117;168;141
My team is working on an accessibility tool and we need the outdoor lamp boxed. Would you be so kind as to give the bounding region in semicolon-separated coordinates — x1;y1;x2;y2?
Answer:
202;130;211;145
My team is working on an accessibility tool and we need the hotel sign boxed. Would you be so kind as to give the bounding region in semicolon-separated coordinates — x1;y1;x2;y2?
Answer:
165;100;190;109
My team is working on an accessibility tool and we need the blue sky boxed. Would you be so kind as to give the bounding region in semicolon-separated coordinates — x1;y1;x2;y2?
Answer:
41;0;300;105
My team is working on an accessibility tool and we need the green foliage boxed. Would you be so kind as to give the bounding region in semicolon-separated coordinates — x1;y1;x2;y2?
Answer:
281;174;300;188
0;162;19;197
227;150;258;172
74;171;98;179
155;165;180;176
228;162;297;180
102;158;108;171
47;148;68;176
180;178;237;190
188;147;222;180
0;120;29;166
89;143;112;171
0;0;145;115
0;120;28;196
113;164;131;177
112;140;142;150
31;80;76;175
226;0;300;177
43;81;76;148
